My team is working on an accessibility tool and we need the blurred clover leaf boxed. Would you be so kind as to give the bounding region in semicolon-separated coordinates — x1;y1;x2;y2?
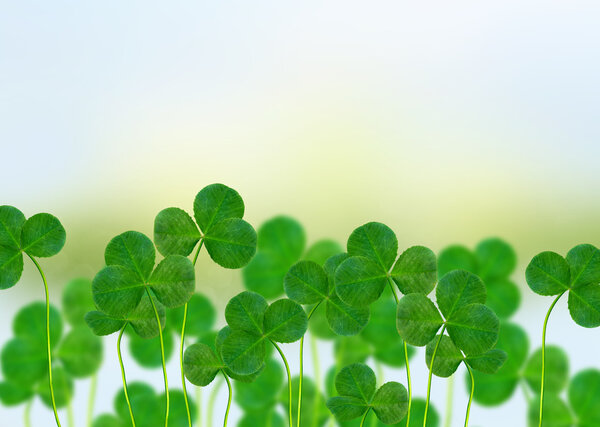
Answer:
326;363;408;424
438;238;520;319
243;215;342;299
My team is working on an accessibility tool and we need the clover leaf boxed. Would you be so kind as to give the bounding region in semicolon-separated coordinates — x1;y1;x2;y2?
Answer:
527;394;573;427
284;256;369;336
114;382;161;427
57;326;103;377
568;369;600;425
523;345;569;395
0;206;66;289
154;183;256;269
438;239;520;319
235;358;283;411
527;244;600;327
326;363;408;424
220;292;307;375
92;231;195;318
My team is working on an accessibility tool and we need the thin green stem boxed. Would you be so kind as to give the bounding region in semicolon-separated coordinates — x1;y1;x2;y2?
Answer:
360;408;372;427
298;302;322;427
196;387;202;427
444;375;454;427
222;370;232;427
88;374;97;427
147;289;169;427
68;401;74;427
182;240;204;427
117;324;136;427
424;324;447;427
464;363;475;427
272;340;293;427
24;399;32;427
539;292;565;427
27;254;61;427
310;334;321;427
207;376;223;427
388;277;412;427
520;379;533;405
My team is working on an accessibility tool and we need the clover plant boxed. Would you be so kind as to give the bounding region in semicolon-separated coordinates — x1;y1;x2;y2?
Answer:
154;183;256;426
396;269;504;426
525;244;600;426
332;222;438;426
0;205;67;426
327;363;409;426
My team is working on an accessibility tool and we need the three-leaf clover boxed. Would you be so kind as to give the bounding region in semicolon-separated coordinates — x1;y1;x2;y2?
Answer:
243;215;342;299
0;205;66;290
438;238;520;319
326;363;409;424
154;183;257;269
526;244;600;327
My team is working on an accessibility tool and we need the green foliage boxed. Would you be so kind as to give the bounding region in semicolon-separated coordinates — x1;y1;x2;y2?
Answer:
335;256;388;307
285;257;370;336
470;322;529;406
183;342;224;386
436;270;486;319
220;291;307;375
166;292;216;336
327;363;408;424
527;394;573;427
524;345;569;394
36;366;73;408
0;206;66;289
62;278;96;326
93;414;126;427
235;358;283;411
154;184;256;269
128;327;174;368
114;382;161;427
396;294;443;346
445;303;500;356
527;244;600;327
438;239;520;319
0;381;33;406
243;216;305;298
568;369;600;425
390;246;437;295
57;326;103;377
425;335;463;378
159;389;196;427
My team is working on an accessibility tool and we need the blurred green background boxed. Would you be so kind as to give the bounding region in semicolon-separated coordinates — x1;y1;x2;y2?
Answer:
2;1;599;425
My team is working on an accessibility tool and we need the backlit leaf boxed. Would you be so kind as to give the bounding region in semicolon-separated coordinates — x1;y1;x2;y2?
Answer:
465;349;507;374
335;363;376;402
85;311;126;336
326;293;370;336
425;335;463;378
148;255;195;308
225;291;267;336
371;381;409;424
220;330;265;375
92;265;145;317
183;343;223;386
284;260;329;305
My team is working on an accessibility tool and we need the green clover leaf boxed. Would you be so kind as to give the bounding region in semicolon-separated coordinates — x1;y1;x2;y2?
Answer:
326;363;408;424
396;294;443;347
62;278;96;327
93;231;195;318
568;369;600;425
57;326;103;377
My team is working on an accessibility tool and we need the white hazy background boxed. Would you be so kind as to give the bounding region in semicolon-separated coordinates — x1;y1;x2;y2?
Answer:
2;1;600;426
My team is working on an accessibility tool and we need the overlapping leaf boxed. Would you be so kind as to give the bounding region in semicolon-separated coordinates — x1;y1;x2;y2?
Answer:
0;206;66;290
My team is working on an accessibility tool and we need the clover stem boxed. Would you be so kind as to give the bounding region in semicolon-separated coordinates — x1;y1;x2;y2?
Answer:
444;375;454;427
360;408;371;427
424;324;447;427
87;374;97;427
181;239;205;427
117;323;136;427
68;401;74;427
464;363;475;427
147;289;169;427
310;334;322;427
387;277;412;427
222;370;232;427
27;254;61;427
538;291;565;427
24;399;32;427
196;387;202;427
520;379;533;405
298;302;323;427
207;376;223;427
272;340;293;427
